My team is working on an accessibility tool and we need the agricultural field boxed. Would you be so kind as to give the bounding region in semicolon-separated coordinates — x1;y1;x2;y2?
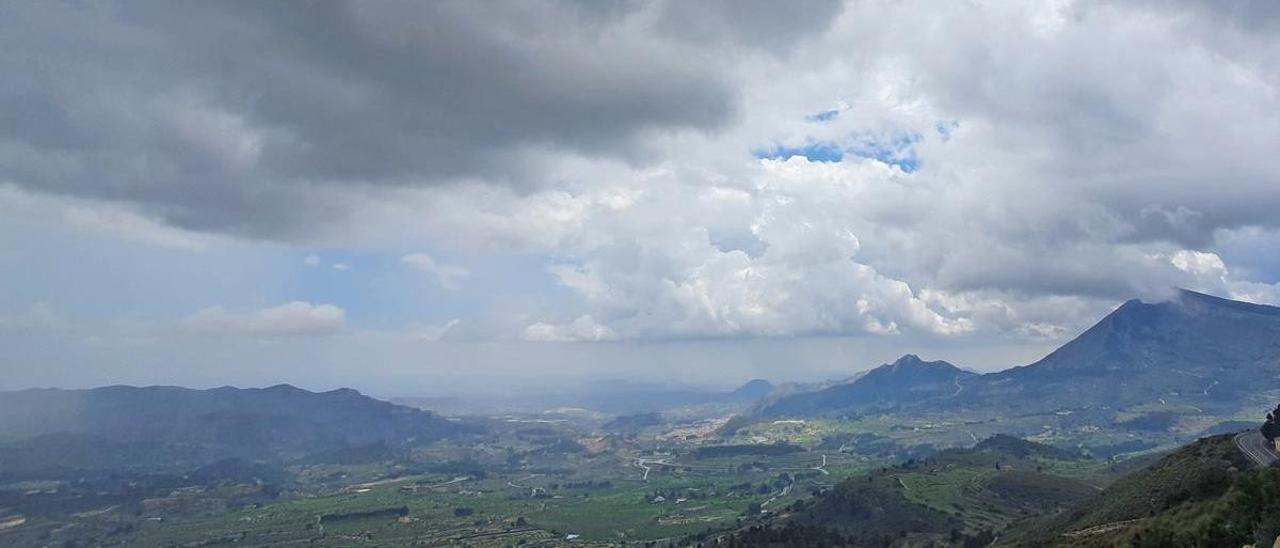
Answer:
0;413;888;547
0;399;1253;547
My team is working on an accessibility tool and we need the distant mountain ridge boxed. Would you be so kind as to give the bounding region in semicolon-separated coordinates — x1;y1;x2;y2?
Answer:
0;384;476;477
762;289;1280;418
761;354;975;417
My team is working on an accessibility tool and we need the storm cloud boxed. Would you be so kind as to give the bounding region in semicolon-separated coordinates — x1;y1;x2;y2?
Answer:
0;1;842;237
1;0;1279;392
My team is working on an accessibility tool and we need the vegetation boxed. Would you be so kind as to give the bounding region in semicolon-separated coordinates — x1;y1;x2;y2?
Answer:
1;292;1278;546
714;435;1105;547
694;444;804;458
1263;404;1280;441
999;433;1274;547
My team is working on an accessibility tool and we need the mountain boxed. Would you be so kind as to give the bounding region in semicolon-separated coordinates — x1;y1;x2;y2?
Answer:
1000;433;1280;547
721;435;1097;547
603;412;664;433
761;290;1280;418
761;355;976;417
961;289;1280;413
0;384;476;478
731;379;776;402
406;379;779;415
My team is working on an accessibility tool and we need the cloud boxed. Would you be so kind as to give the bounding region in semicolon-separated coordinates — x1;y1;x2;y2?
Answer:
401;253;469;290
6;0;1280;362
1170;250;1228;279
0;184;215;250
303;254;321;267
654;0;844;52
182;302;345;337
0;1;850;239
523;315;618;342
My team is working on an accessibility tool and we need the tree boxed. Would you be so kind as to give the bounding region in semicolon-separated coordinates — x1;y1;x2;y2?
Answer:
1262;404;1280;440
1264;421;1280;441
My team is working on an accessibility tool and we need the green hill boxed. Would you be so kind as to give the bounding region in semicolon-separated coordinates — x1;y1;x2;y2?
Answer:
1000;433;1280;547
722;435;1099;547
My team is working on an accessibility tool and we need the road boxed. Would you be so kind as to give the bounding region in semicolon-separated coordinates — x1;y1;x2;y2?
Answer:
506;473;542;490
427;476;471;488
1062;518;1144;538
634;458;653;481
812;454;829;475
761;482;792;509
634;457;673;481
1234;430;1278;468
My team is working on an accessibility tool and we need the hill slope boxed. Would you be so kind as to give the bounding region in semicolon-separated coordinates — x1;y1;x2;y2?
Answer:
722;435;1097;547
762;355;975;417
1001;433;1280;547
964;289;1280;413
0;384;475;477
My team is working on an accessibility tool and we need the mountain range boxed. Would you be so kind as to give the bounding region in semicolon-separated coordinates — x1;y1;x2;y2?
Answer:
0;384;476;478
760;289;1280;419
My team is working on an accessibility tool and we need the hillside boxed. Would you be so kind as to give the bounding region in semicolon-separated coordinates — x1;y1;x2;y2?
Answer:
1001;433;1280;547
722;435;1099;547
760;290;1280;420
0;384;476;477
762;355;975;417
964;289;1280;413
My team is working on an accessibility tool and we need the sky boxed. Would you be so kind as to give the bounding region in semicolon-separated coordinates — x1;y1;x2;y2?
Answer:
2;0;1280;398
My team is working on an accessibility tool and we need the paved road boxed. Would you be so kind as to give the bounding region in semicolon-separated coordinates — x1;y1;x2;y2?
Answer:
1235;430;1278;468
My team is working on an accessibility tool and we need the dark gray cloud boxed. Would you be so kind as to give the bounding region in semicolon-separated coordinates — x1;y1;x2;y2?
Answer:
1122;0;1280;32
0;1;840;238
655;0;845;51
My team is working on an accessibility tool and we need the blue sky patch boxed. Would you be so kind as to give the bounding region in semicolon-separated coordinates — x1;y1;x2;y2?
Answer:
935;120;959;142
755;141;845;163
755;131;921;170
806;108;841;123
848;132;921;173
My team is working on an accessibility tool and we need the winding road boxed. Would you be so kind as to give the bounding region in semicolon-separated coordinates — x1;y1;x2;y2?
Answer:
634;457;674;481
812;454;829;475
1234;431;1277;468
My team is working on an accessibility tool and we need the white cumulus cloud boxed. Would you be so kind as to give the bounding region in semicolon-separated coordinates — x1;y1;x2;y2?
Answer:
523;315;619;342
